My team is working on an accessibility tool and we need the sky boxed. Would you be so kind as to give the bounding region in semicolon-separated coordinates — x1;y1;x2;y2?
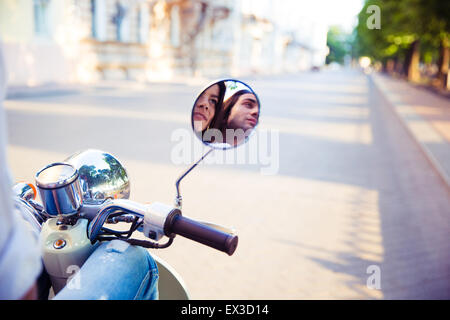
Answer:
242;0;365;33
310;0;365;32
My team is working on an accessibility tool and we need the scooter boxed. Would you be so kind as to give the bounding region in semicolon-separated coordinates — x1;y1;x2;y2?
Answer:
11;79;260;300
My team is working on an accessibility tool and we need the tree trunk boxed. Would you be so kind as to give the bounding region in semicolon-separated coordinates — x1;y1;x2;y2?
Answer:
405;40;420;82
394;55;403;75
437;37;449;89
385;58;395;74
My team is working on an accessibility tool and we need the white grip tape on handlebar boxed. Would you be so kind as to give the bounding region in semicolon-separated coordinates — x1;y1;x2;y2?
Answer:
143;202;174;241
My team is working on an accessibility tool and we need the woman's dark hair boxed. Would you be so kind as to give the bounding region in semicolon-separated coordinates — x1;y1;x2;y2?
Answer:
206;81;226;131
193;81;226;142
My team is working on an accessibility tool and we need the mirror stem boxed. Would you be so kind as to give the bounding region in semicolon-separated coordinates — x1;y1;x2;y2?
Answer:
175;148;214;210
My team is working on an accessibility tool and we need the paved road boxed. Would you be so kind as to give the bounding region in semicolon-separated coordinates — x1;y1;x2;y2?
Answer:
4;69;450;299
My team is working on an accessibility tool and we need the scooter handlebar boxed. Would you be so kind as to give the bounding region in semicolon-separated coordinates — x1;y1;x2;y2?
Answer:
167;214;238;256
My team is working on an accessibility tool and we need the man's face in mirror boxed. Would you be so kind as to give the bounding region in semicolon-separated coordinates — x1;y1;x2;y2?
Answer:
226;93;259;132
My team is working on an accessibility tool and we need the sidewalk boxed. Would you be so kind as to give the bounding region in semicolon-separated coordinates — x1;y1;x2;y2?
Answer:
371;73;450;190
5;82;82;99
4;76;212;100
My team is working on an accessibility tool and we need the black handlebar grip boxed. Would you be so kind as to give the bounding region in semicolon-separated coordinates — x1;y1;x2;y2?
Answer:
168;215;238;256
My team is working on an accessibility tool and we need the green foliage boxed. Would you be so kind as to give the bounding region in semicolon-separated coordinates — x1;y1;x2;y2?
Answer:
354;0;449;65
326;26;350;65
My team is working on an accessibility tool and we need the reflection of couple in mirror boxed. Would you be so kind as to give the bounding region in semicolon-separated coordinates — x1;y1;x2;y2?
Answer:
193;81;259;148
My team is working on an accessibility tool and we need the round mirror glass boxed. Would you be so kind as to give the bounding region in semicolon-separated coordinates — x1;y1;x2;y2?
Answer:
191;79;260;149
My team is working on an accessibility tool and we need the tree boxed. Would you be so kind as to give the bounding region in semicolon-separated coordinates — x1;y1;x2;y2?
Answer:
355;0;449;87
326;26;350;65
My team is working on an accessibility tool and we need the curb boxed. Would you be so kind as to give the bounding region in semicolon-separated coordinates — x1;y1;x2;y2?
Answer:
370;73;450;192
6;83;81;99
4;78;205;100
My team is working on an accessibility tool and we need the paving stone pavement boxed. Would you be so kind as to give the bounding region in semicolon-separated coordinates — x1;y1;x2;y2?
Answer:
4;69;450;299
372;73;450;190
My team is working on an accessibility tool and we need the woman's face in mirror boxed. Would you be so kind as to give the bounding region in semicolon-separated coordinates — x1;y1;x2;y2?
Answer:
193;84;220;132
226;93;259;132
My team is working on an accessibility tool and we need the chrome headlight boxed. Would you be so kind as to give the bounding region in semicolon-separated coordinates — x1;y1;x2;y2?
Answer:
65;149;130;202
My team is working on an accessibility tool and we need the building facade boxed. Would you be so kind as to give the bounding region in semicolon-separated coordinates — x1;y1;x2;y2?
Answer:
0;0;328;86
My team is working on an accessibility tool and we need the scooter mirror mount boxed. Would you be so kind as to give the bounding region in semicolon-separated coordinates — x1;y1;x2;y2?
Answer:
174;79;261;209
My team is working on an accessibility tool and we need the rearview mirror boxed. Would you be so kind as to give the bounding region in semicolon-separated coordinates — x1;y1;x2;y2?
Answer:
191;79;260;149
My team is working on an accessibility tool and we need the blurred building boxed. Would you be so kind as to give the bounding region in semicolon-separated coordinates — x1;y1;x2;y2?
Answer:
0;0;328;86
0;0;77;86
145;0;236;79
